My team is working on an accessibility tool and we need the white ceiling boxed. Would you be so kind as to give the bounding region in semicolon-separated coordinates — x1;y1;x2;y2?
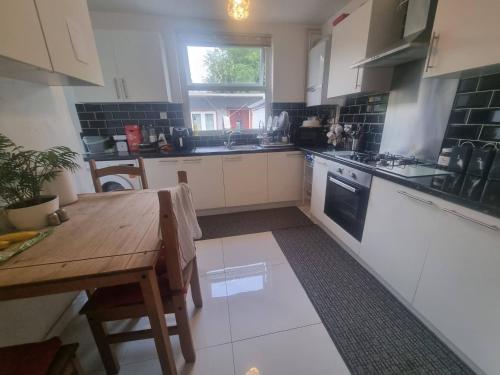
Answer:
87;0;349;24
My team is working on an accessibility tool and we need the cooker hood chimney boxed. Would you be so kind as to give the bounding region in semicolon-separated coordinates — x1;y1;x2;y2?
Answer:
351;0;437;69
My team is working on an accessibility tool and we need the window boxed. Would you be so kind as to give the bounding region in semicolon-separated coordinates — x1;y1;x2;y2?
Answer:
191;111;217;131
180;39;270;134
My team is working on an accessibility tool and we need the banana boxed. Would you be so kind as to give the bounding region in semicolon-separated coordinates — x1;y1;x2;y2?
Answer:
0;240;10;250
0;231;39;243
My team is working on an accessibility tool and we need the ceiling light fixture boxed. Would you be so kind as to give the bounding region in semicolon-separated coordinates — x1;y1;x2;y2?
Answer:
227;0;250;21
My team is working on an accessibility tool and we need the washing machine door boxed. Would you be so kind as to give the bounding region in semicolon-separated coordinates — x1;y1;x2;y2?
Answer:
99;175;134;192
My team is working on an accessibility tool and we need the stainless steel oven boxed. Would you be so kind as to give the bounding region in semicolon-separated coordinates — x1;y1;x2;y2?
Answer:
324;161;372;241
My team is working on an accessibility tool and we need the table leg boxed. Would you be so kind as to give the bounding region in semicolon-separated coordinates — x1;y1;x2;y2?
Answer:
140;269;177;375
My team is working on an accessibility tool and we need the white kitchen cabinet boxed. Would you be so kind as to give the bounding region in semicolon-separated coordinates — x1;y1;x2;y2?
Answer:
143;158;179;190
310;156;328;221
423;0;500;78
73;30;171;102
0;0;52;71
360;177;438;302
144;156;225;210
268;151;304;202
413;204;500;375
178;156;225;210
35;0;103;85
223;153;268;207
0;0;103;86
306;39;328;107
327;0;401;98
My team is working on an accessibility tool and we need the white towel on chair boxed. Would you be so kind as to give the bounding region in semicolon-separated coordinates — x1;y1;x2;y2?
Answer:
163;183;202;269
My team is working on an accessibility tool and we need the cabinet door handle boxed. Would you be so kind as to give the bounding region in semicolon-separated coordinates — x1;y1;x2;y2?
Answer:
315;160;327;166
355;68;361;89
224;156;242;161
182;158;202;163
121;78;129;99
425;32;439;72
114;78;121;99
441;208;499;231
158;159;178;163
286;153;303;158
397;190;434;206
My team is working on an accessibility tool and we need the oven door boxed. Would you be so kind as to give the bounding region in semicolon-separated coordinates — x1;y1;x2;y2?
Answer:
324;172;370;241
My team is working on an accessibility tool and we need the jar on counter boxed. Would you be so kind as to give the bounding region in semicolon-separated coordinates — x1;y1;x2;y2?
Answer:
437;147;453;169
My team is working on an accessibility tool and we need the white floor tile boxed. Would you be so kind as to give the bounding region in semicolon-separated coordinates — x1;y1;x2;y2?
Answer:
195;238;225;276
92;342;235;375
226;262;321;341
222;232;287;268
233;324;351;375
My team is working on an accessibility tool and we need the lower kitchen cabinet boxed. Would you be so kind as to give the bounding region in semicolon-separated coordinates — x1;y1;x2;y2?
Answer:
360;177;438;302
143;156;225;210
268;151;304;202
310;156;328;221
413;204;500;375
178;156;225;210
223;153;268;207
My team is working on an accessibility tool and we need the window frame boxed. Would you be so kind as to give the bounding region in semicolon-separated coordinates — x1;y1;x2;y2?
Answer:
185;45;266;92
177;34;272;135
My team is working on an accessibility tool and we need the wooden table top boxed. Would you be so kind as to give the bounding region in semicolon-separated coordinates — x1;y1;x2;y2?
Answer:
0;190;162;288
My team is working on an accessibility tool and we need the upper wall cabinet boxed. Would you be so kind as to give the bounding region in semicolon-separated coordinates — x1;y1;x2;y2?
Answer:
306;38;329;107
73;30;171;103
423;0;500;78
327;0;403;98
0;0;103;86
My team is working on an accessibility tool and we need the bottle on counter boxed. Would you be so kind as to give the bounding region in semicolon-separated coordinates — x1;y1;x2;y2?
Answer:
141;125;149;144
148;124;157;144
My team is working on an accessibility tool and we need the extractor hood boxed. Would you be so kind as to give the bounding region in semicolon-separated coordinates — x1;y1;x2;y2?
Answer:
351;0;437;69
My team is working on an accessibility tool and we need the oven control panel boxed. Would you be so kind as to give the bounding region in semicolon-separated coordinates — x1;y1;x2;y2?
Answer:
329;161;372;188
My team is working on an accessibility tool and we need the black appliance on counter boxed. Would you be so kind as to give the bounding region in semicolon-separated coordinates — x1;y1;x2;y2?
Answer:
294;127;328;146
324;159;372;241
172;128;193;151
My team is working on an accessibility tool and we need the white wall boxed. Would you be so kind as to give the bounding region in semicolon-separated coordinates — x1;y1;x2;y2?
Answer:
88;11;314;103
0;77;84;346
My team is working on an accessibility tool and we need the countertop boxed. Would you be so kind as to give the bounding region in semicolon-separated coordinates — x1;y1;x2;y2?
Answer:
301;146;500;220
83;145;299;161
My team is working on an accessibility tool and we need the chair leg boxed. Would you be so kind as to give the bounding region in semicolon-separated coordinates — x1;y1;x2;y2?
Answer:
87;317;120;374
174;296;196;363
190;258;203;308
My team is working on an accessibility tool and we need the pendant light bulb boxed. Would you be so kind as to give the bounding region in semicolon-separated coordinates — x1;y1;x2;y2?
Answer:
227;0;250;21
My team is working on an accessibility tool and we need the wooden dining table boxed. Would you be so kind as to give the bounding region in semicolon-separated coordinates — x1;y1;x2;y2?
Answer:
0;190;177;375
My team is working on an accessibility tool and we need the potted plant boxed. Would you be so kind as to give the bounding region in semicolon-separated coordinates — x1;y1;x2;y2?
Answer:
0;134;80;229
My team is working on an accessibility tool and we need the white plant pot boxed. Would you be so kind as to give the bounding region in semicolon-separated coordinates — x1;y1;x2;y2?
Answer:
6;195;59;230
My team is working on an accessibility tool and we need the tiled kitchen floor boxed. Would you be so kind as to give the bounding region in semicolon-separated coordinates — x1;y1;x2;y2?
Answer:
60;232;350;374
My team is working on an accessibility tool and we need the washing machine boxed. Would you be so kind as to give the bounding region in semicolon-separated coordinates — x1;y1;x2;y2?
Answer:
93;159;144;192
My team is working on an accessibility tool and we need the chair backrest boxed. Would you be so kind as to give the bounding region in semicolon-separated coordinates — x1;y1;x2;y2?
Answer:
89;158;149;193
157;170;190;291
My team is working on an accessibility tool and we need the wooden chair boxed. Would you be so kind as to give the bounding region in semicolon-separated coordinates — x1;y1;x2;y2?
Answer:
0;337;83;375
80;171;203;374
89;158;149;193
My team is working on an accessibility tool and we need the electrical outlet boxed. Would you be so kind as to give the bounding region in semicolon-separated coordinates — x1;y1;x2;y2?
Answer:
160;111;168;119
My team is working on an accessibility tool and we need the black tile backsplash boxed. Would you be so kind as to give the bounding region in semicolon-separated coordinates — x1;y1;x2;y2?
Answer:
443;72;500;149
339;93;389;153
76;102;185;137
454;91;492;108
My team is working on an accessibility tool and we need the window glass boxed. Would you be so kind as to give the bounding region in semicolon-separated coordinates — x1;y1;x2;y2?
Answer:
186;46;263;85
184;43;268;133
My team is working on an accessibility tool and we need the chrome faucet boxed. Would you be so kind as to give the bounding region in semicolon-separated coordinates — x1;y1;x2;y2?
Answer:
224;130;241;149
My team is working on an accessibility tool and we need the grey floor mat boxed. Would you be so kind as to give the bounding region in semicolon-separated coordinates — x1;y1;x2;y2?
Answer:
272;225;475;375
198;207;313;239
